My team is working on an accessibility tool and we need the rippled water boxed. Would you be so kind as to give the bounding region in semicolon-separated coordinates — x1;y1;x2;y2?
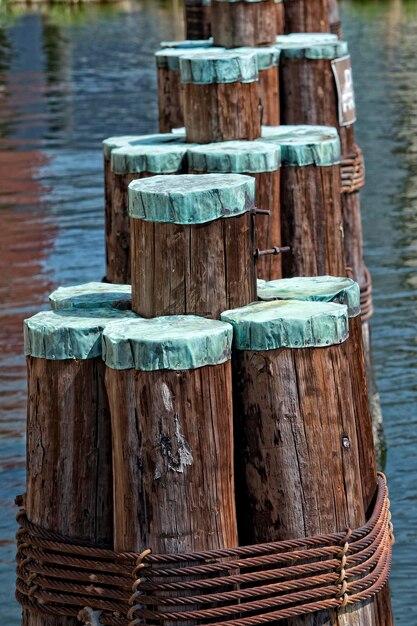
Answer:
0;0;415;623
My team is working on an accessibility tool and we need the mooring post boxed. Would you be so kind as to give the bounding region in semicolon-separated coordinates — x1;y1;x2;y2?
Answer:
328;0;343;38
278;35;367;294
106;134;191;284
221;298;375;626
187;141;282;280
211;0;277;48
260;125;345;277
235;46;281;125
20;307;136;626
257;275;377;513
184;0;212;40
128;173;257;318
180;50;261;143
275;0;285;35
156;42;215;133
283;0;330;33
103;316;238;557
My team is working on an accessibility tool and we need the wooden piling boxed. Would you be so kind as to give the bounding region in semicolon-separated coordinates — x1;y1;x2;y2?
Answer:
283;0;330;33
275;0;285;35
260;125;346;277
328;0;343;38
128;173;257;318
180;50;261;143
106;134;190;284
49;282;132;311
184;0;212;40
102;316;238;555
235;46;280;125
257;275;377;512
22;307;135;626
211;0;277;48
278;35;367;290
156;42;216;133
187;141;282;280
221;298;375;626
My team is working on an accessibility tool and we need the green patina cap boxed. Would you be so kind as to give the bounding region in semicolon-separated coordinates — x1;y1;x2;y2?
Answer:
187;141;281;173
129;173;255;224
277;33;348;60
155;45;220;72
24;309;137;361
49;282;132;311
220;299;349;351
257;276;360;318
180;49;258;84
260;125;340;166
234;46;280;70
160;38;214;48
102;132;186;161
102;316;233;371
111;139;192;175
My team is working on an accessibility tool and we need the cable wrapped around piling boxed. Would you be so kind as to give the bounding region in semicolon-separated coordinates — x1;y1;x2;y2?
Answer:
16;473;393;626
341;144;365;194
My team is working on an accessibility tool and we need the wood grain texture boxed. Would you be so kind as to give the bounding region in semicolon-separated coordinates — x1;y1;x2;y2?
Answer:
259;66;280;126
107;362;238;553
189;169;281;281
106;171;145;284
280;164;346;278
280;57;365;288
232;343;374;626
104;157;112;281
253;170;282;280
276;1;285;35
158;67;184;133
211;0;277;47
283;0;329;33
344;316;377;514
184;2;212;40
24;357;113;626
184;81;261;143
131;211;256;318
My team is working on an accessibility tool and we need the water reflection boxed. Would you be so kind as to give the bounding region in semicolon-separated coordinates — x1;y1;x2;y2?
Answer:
0;0;416;623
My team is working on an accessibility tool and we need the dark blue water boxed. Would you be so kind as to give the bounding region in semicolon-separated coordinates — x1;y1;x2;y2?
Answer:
0;1;416;622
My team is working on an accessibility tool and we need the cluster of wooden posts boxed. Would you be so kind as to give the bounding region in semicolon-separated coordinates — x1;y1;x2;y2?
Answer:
18;1;395;625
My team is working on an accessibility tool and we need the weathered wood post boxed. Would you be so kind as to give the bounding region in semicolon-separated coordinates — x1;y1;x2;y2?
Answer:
257;275;377;512
235;46;281;125
184;0;212;40
19;306;136;626
328;0;343;38
278;35;367;294
128;173;257;318
211;0;277;48
49;282;132;311
107;134;191;284
221;298;375;625
187;141;282;280
156;42;216;133
275;0;284;35
103;315;238;557
283;0;330;33
260;125;345;277
180;50;261;143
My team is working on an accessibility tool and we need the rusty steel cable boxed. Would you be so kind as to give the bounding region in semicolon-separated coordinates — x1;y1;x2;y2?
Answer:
341;144;365;194
16;474;393;626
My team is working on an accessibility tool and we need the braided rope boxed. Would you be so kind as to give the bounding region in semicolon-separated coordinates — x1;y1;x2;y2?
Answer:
341;145;365;194
361;266;374;322
16;474;392;626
